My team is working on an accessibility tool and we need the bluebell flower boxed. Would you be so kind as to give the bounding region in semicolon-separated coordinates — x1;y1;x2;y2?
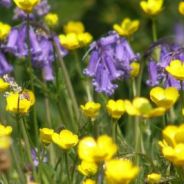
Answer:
0;0;11;8
84;31;139;95
0;51;12;76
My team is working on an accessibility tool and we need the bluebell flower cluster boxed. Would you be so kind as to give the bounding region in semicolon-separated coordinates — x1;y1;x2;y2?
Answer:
84;31;139;95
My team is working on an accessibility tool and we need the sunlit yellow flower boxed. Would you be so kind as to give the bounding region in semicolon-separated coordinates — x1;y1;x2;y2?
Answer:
0;124;12;150
0;124;12;136
166;60;184;80
159;124;184;166
81;101;101;118
0;22;11;41
150;87;179;109
179;2;184;15
44;13;59;27
113;18;140;37
13;0;40;13
52;129;78;150
140;0;164;16
59;33;80;50
6;90;35;114
78;32;93;46
77;160;98;176
0;78;9;92
64;21;85;34
78;135;117;163
40;128;54;145
82;179;96;184
125;97;166;118
146;173;161;184
105;159;139;184
130;62;140;77
106;99;126;119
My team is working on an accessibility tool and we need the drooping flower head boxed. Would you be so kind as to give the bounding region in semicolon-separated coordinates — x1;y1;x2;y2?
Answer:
84;31;139;95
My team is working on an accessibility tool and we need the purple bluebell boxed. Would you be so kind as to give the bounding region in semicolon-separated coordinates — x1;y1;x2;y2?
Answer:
0;0;11;8
31;149;48;167
0;51;12;76
84;31;139;95
13;0;50;20
146;42;184;89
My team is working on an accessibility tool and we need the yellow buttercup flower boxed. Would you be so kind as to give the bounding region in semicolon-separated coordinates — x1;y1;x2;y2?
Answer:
52;129;78;150
77;32;93;46
13;0;40;13
105;159;139;184
179;2;184;15
80;101;101;118
150;87;179;109
125;97;166;118
0;78;9;92
130;62;140;77
40;128;54;145
106;99;126;119
146;173;161;184
159;124;184;166
140;0;164;16
0;22;11;41
78;135;117;163
64;21;85;34
166;60;184;80
82;179;96;184
113;18;140;37
0;124;12;150
6;90;35;114
44;13;59;28
59;33;80;50
77;160;98;176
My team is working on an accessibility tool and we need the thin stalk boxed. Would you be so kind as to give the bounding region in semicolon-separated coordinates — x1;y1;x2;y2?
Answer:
97;163;104;184
26;14;38;144
112;120;118;144
64;152;71;184
20;118;37;181
152;18;157;42
54;43;80;128
44;96;52;128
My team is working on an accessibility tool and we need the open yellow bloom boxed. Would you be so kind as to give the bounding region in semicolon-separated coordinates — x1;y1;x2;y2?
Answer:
130;62;140;77
105;159;139;184
113;18;140;37
77;160;98;176
0;22;11;41
13;0;40;13
0;78;9;92
83;179;96;184
64;21;85;34
78;32;93;46
106;99;126;119
166;60;184;80
159;124;184;166
6;90;35;114
40;128;54;145
140;0;164;16
179;2;184;15
78;135;117;163
52;129;78;150
125;97;166;118
44;13;59;28
146;173;161;184
81;101;101;118
0;124;12;150
150;87;179;109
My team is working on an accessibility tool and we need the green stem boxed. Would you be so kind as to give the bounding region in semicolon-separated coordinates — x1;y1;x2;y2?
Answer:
97;163;103;184
44;96;52;128
26;14;38;145
54;43;80;128
152;18;157;42
112;120;118;144
20;118;37;181
64;152;71;184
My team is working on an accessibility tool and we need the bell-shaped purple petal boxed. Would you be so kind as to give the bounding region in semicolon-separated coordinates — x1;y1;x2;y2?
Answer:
42;64;54;81
0;51;12;76
35;0;50;16
83;50;100;77
54;36;68;57
6;28;19;53
0;0;11;8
